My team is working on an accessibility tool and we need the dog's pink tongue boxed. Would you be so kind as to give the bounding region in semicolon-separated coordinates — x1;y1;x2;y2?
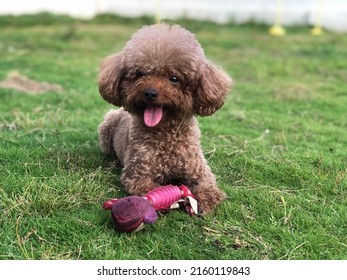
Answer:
144;106;163;127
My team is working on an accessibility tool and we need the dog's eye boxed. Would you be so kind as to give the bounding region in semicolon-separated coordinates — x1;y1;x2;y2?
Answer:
169;76;179;83
135;70;145;79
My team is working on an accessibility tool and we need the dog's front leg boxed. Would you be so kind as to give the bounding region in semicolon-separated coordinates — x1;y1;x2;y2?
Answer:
186;161;226;214
120;163;159;196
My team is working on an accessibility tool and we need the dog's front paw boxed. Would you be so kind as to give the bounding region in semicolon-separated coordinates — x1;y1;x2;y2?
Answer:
195;187;226;215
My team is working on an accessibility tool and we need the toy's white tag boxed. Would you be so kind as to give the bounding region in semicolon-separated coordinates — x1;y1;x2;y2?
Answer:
133;222;146;232
170;202;180;209
186;196;198;214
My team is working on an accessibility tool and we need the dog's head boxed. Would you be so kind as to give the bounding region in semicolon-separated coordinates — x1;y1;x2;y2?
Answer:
99;24;232;127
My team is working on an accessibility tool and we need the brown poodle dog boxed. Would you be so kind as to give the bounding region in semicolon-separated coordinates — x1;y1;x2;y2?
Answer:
98;24;232;214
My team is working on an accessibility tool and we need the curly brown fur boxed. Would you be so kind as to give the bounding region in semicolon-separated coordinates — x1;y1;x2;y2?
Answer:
98;24;232;214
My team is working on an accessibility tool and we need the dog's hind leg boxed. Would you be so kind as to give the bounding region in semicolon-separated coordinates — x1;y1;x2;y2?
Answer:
98;109;123;155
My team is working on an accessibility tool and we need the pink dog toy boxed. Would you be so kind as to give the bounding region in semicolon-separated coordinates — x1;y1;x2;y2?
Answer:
103;185;198;232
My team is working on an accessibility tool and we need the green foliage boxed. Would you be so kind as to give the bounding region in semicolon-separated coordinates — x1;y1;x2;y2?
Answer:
0;14;346;260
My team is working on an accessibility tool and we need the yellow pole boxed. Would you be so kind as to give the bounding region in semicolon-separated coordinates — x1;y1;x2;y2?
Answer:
95;0;100;15
269;0;286;36
155;0;161;24
310;0;324;35
275;0;283;26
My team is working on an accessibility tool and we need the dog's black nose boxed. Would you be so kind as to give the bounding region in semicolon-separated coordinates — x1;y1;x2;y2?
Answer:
144;88;158;102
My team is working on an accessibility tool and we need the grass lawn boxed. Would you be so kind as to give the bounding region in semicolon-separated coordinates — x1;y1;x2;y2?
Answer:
0;14;346;260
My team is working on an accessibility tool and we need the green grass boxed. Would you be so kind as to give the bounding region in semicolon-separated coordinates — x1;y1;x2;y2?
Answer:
0;14;346;260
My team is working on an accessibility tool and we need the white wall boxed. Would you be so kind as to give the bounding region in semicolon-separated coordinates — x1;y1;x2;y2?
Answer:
1;0;346;32
0;0;97;18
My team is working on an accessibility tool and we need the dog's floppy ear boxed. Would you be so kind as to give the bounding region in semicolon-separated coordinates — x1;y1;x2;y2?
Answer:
98;52;126;106
194;61;232;116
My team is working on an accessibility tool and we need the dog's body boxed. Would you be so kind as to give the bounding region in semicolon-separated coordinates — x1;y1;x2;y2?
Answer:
98;24;232;214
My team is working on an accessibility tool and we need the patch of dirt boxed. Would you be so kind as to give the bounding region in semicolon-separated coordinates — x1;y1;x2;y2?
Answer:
0;72;63;94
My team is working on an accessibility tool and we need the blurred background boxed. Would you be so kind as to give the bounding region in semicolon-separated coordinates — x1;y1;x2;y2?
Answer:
1;0;347;32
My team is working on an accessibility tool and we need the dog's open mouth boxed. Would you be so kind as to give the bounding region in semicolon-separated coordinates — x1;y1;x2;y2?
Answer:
144;105;163;127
